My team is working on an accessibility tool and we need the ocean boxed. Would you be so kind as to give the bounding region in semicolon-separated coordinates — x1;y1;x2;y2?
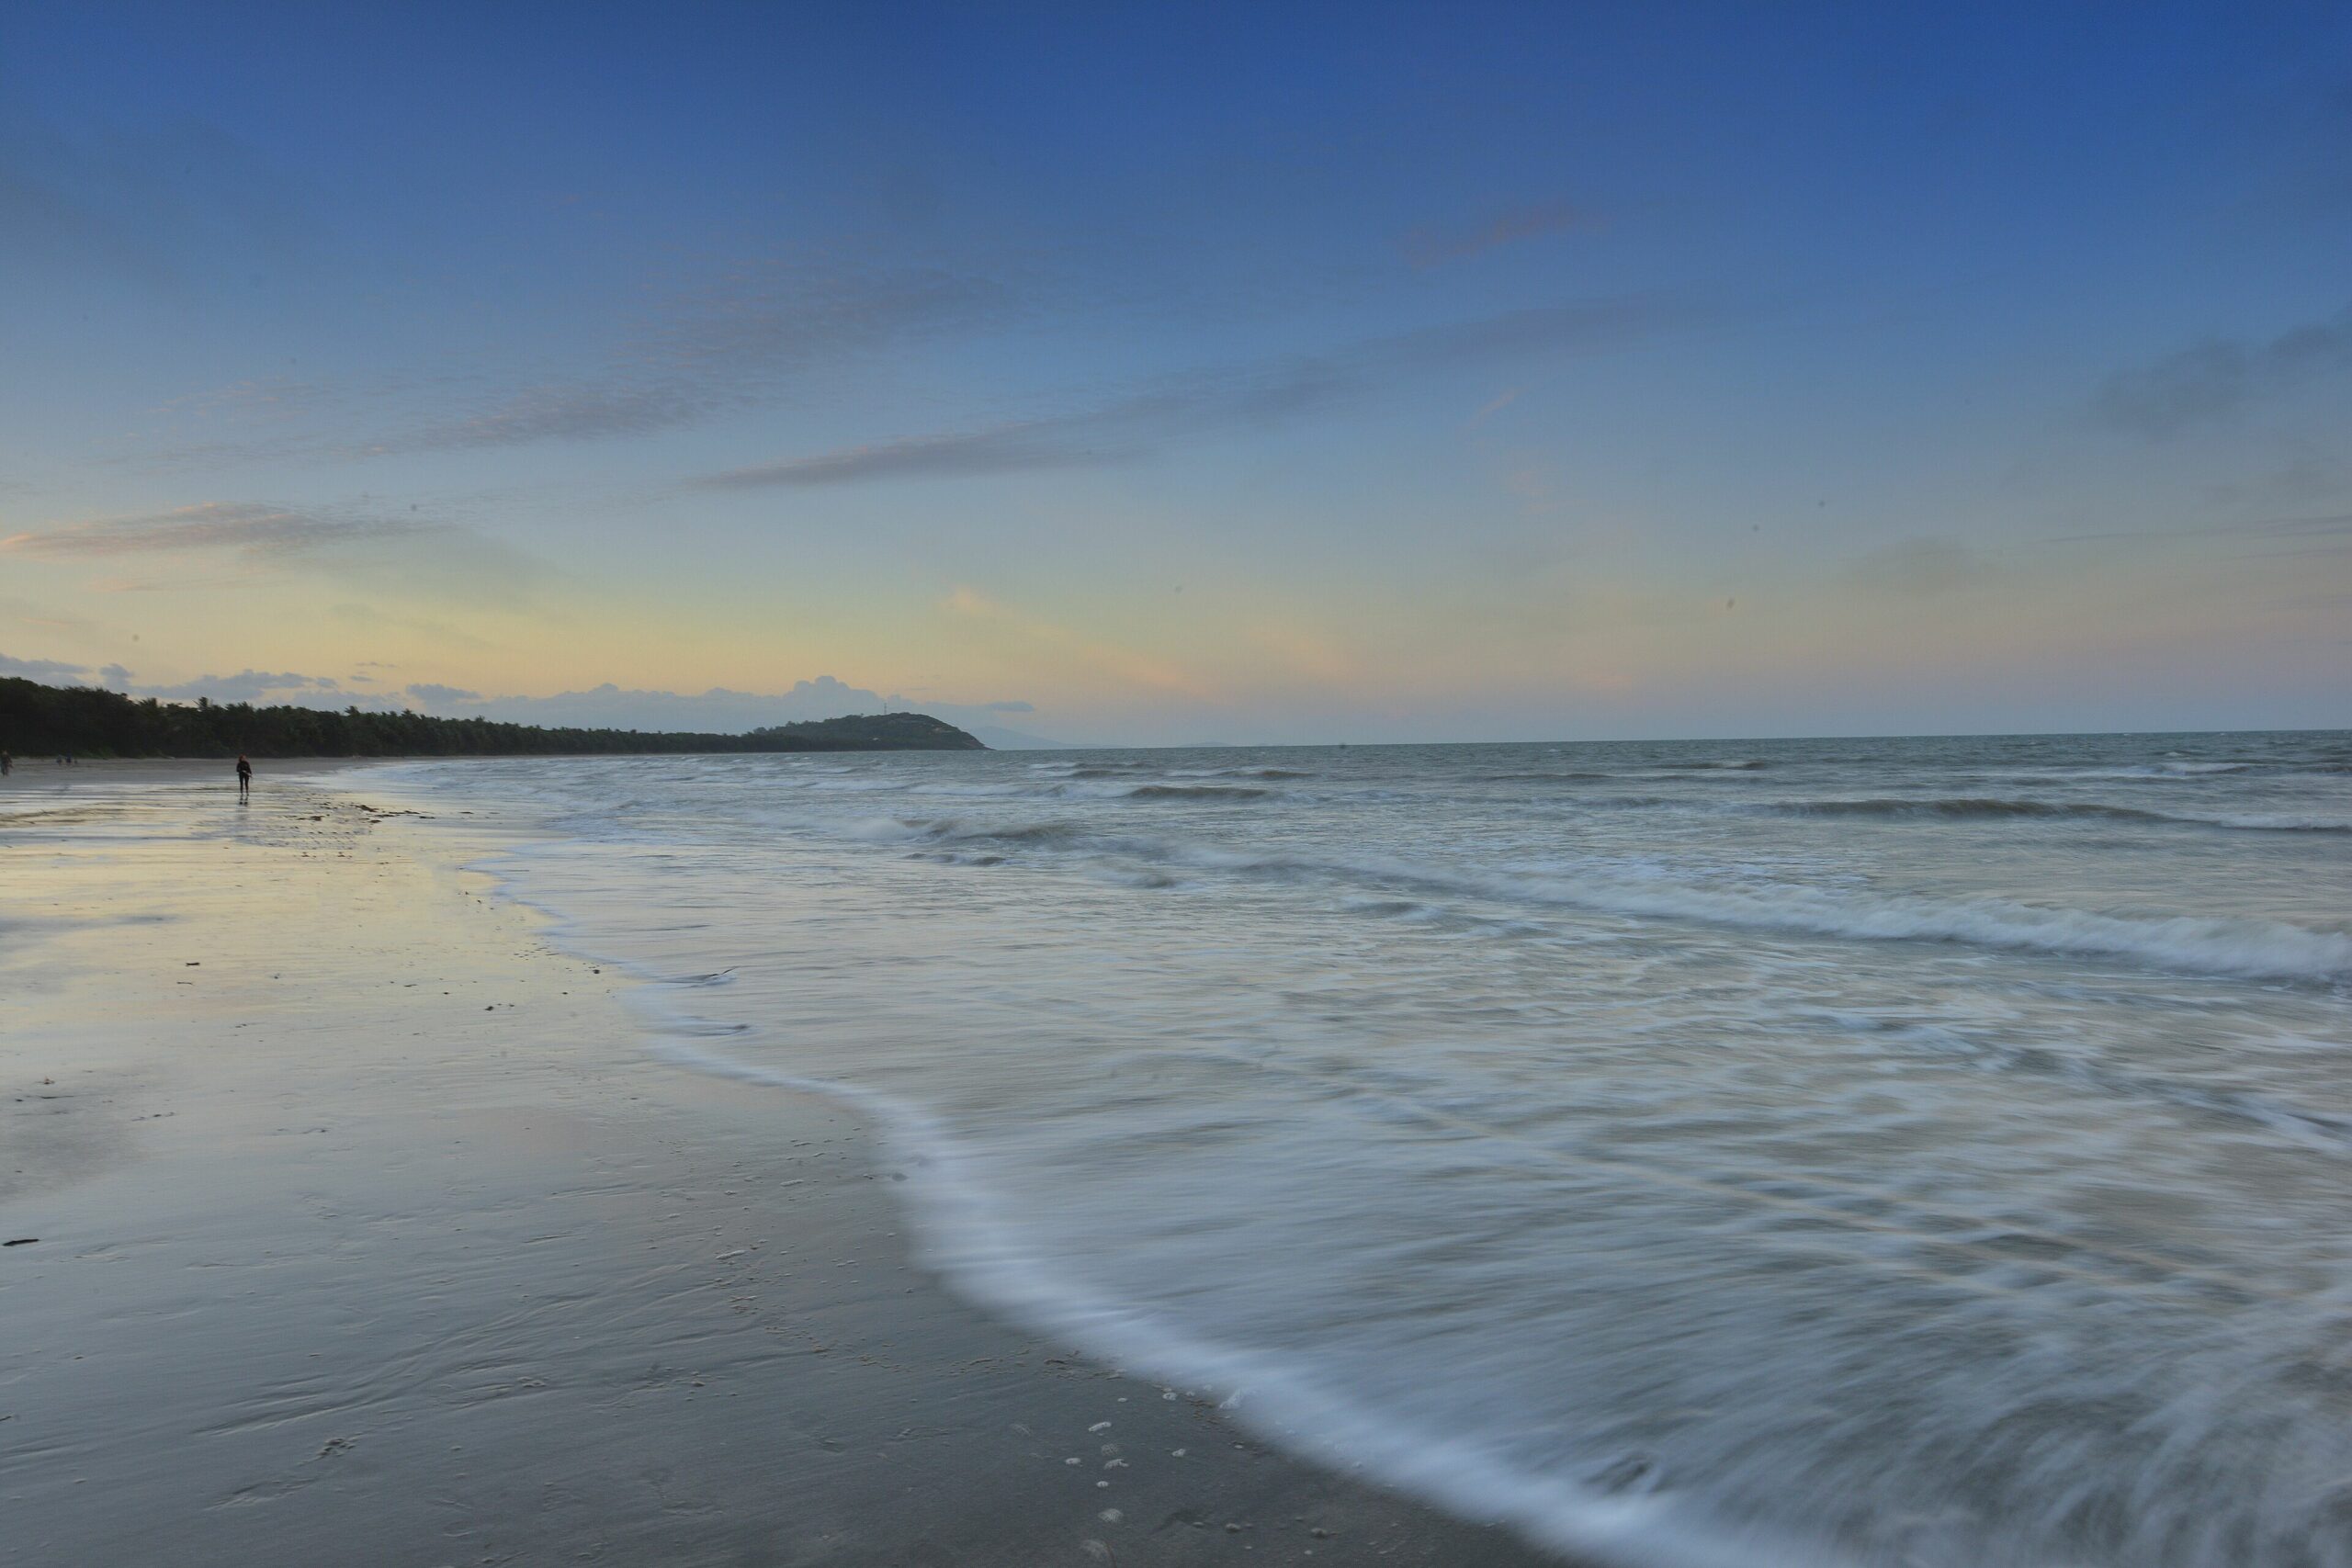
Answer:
365;731;2352;1568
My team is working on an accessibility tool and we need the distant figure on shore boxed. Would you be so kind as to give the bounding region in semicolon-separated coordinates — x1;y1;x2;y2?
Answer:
236;754;253;801
1;750;11;775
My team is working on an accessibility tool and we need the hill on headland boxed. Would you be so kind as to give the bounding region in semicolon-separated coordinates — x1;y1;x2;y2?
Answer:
0;676;986;759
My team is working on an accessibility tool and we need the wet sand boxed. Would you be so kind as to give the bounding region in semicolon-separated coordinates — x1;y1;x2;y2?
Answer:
0;762;1560;1566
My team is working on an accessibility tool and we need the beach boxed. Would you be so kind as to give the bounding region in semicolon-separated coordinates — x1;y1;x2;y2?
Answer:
8;737;2350;1567
0;762;1552;1567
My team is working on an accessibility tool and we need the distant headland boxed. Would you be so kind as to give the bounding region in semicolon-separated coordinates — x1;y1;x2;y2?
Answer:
0;676;986;759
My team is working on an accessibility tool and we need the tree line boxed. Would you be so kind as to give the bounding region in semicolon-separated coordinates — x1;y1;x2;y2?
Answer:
0;677;984;759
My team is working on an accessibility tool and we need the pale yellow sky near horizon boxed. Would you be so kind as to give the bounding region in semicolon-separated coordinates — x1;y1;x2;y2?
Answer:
6;499;2338;743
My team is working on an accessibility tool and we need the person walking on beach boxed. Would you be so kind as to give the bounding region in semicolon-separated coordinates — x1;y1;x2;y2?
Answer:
235;753;253;801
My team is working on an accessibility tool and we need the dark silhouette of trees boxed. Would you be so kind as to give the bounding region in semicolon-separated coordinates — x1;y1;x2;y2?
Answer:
0;678;984;758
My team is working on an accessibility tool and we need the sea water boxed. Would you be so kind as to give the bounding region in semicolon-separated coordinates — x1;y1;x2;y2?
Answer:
363;732;2352;1567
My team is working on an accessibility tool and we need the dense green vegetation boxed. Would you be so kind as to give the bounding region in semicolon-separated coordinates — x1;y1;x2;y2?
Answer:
0;677;983;759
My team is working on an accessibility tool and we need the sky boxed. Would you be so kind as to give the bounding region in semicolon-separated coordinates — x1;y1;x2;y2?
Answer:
2;1;2347;745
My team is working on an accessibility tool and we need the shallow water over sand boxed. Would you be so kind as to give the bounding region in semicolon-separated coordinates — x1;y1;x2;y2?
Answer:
368;732;2352;1567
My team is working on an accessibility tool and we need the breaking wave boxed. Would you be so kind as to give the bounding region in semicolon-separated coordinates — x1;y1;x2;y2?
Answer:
1768;797;2352;831
859;815;2352;983
1120;784;1272;802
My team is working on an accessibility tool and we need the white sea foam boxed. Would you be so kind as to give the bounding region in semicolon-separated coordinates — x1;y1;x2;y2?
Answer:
636;1031;1846;1568
1759;796;2352;830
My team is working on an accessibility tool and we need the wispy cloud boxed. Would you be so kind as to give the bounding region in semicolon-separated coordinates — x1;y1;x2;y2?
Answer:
405;682;482;704
699;296;1703;489
0;594;93;635
3;501;547;606
1401;199;1596;269
140;263;1013;467
379;264;962;450
2094;303;2352;436
1470;387;1523;425
700;421;1123;489
386;386;703;453
1;501;428;560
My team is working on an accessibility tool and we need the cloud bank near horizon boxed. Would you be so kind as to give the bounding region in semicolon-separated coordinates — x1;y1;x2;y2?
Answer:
434;677;1062;745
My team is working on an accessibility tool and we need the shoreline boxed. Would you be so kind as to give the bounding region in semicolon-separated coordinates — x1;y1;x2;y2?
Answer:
1;761;1563;1565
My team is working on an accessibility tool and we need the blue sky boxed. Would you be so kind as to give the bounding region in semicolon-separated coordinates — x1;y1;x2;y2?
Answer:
3;1;2346;743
